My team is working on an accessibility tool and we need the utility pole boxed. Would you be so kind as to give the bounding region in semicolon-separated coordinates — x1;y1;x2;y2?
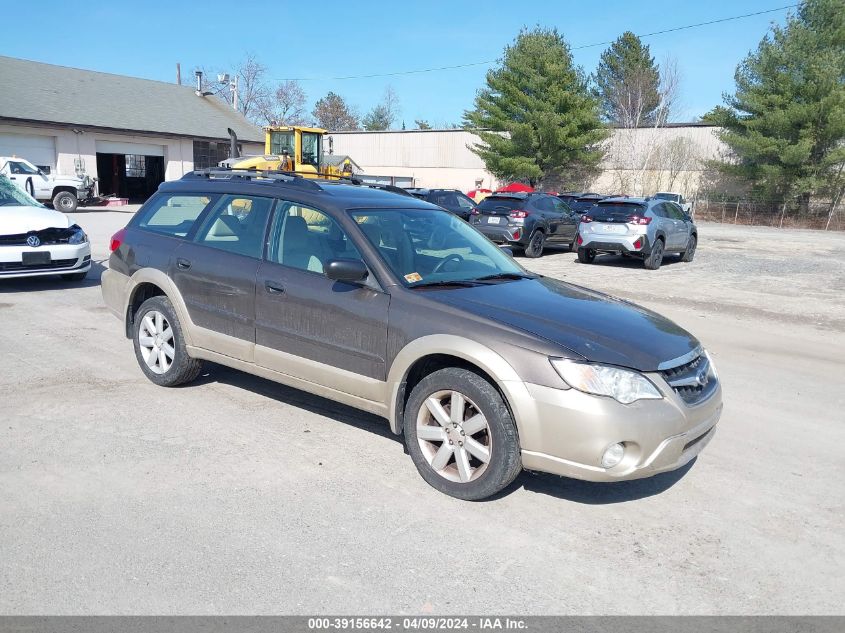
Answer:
176;62;181;85
231;74;239;112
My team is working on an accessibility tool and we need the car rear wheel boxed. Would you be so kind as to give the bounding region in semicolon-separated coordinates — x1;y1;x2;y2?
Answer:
524;230;545;258
681;235;697;262
133;296;202;387
577;247;596;263
52;191;78;213
404;368;522;500
644;238;665;270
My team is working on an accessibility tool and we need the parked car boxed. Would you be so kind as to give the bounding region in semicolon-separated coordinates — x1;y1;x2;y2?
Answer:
471;192;579;257
0;175;91;280
0;156;95;213
569;193;606;215
405;188;478;220
557;191;582;206
576;197;698;270
102;170;721;500
654;192;693;215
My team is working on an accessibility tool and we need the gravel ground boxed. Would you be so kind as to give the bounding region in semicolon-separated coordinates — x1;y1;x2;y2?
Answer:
0;209;843;615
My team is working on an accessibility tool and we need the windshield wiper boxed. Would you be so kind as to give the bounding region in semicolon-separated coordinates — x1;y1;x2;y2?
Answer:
472;272;537;282
410;279;482;289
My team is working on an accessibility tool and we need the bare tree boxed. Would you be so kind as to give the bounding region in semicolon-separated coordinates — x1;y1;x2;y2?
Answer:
235;54;271;122
262;80;310;126
382;85;401;129
313;92;359;131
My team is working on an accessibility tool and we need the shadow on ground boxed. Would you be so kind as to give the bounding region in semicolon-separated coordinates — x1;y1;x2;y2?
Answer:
0;260;106;292
191;363;694;504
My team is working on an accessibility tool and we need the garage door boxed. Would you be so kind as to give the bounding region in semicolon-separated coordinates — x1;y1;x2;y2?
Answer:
0;132;56;169
95;140;165;157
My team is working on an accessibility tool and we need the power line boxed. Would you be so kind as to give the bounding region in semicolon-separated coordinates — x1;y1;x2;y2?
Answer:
274;4;798;82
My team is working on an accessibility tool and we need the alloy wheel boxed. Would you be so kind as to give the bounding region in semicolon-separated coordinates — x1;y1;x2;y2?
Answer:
416;390;492;483
137;310;175;375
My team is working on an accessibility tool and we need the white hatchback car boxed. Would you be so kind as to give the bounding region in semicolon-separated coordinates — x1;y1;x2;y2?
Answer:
0;175;91;280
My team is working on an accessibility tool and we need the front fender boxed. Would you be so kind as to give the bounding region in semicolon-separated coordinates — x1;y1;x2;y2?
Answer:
386;334;530;436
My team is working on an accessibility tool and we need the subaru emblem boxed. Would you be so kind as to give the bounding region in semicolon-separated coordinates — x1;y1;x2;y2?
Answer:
696;370;709;387
26;235;40;247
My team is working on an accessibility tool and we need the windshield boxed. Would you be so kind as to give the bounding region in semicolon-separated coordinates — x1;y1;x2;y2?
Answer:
350;208;528;286
269;131;295;155
654;193;679;202
590;203;647;221
0;175;42;207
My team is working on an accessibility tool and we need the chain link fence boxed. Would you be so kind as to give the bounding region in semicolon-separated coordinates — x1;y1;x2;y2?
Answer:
692;198;843;230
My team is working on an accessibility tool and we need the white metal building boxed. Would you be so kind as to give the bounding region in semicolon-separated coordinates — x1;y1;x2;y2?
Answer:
0;55;264;201
331;124;728;197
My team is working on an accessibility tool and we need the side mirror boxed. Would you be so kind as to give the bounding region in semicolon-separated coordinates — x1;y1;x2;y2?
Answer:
325;258;369;283
498;245;514;257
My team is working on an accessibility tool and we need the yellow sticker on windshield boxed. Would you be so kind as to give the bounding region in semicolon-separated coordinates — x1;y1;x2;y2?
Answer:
404;272;423;283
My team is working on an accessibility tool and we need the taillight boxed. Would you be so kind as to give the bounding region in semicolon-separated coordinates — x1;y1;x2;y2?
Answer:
581;215;593;223
509;209;528;219
110;228;127;252
628;216;652;225
576;234;583;245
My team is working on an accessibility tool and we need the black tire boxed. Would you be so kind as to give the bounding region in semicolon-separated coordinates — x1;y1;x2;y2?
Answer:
524;230;545;258
25;178;35;197
61;271;88;281
681;234;697;262
577;247;596;264
404;367;522;501
132;296;202;387
644;238;665;270
52;191;78;213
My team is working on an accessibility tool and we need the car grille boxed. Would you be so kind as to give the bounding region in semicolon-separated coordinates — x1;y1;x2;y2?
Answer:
660;352;718;405
0;227;75;246
0;258;78;272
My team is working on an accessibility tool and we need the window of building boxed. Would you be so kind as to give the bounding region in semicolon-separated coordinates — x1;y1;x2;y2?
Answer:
193;141;235;170
125;155;146;178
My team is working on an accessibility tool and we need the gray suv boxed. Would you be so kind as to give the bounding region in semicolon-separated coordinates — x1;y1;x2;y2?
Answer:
576;197;698;269
102;170;722;500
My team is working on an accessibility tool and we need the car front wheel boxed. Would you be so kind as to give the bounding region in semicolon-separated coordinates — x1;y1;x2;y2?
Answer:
681;235;697;262
133;296;202;387
404;368;522;500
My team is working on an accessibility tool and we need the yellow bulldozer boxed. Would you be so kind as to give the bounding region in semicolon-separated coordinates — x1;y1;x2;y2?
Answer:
226;125;357;179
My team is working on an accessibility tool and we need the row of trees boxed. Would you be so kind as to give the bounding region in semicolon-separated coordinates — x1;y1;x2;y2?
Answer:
464;0;844;221
188;56;411;131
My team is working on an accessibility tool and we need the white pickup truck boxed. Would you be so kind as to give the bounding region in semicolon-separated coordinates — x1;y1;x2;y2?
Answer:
653;192;693;216
0;156;95;213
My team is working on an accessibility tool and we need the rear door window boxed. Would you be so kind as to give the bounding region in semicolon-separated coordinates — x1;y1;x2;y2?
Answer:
136;194;215;237
193;194;275;258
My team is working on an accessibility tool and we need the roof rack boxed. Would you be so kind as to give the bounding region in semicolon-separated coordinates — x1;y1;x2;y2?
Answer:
182;168;323;191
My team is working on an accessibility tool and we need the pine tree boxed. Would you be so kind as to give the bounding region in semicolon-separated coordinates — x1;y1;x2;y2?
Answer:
706;0;845;208
464;27;607;188
593;32;662;126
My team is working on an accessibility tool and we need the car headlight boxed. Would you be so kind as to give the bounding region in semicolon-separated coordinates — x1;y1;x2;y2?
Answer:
550;359;662;404
68;225;88;245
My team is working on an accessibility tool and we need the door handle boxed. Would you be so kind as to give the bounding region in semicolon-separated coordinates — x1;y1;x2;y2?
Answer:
264;280;285;294
176;257;191;269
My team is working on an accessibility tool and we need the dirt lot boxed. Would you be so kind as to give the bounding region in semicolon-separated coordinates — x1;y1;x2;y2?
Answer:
1;209;843;615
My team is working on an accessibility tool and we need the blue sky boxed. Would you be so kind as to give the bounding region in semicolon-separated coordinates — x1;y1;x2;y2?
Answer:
1;0;794;126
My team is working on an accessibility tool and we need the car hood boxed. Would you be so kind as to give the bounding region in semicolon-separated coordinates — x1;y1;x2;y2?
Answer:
426;277;699;371
0;205;71;234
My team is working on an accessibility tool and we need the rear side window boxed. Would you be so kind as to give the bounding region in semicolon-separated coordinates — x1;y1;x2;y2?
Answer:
590;203;647;221
136;194;214;237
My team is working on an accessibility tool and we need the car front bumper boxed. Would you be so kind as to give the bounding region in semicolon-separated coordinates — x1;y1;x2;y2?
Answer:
0;243;91;279
505;374;723;482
